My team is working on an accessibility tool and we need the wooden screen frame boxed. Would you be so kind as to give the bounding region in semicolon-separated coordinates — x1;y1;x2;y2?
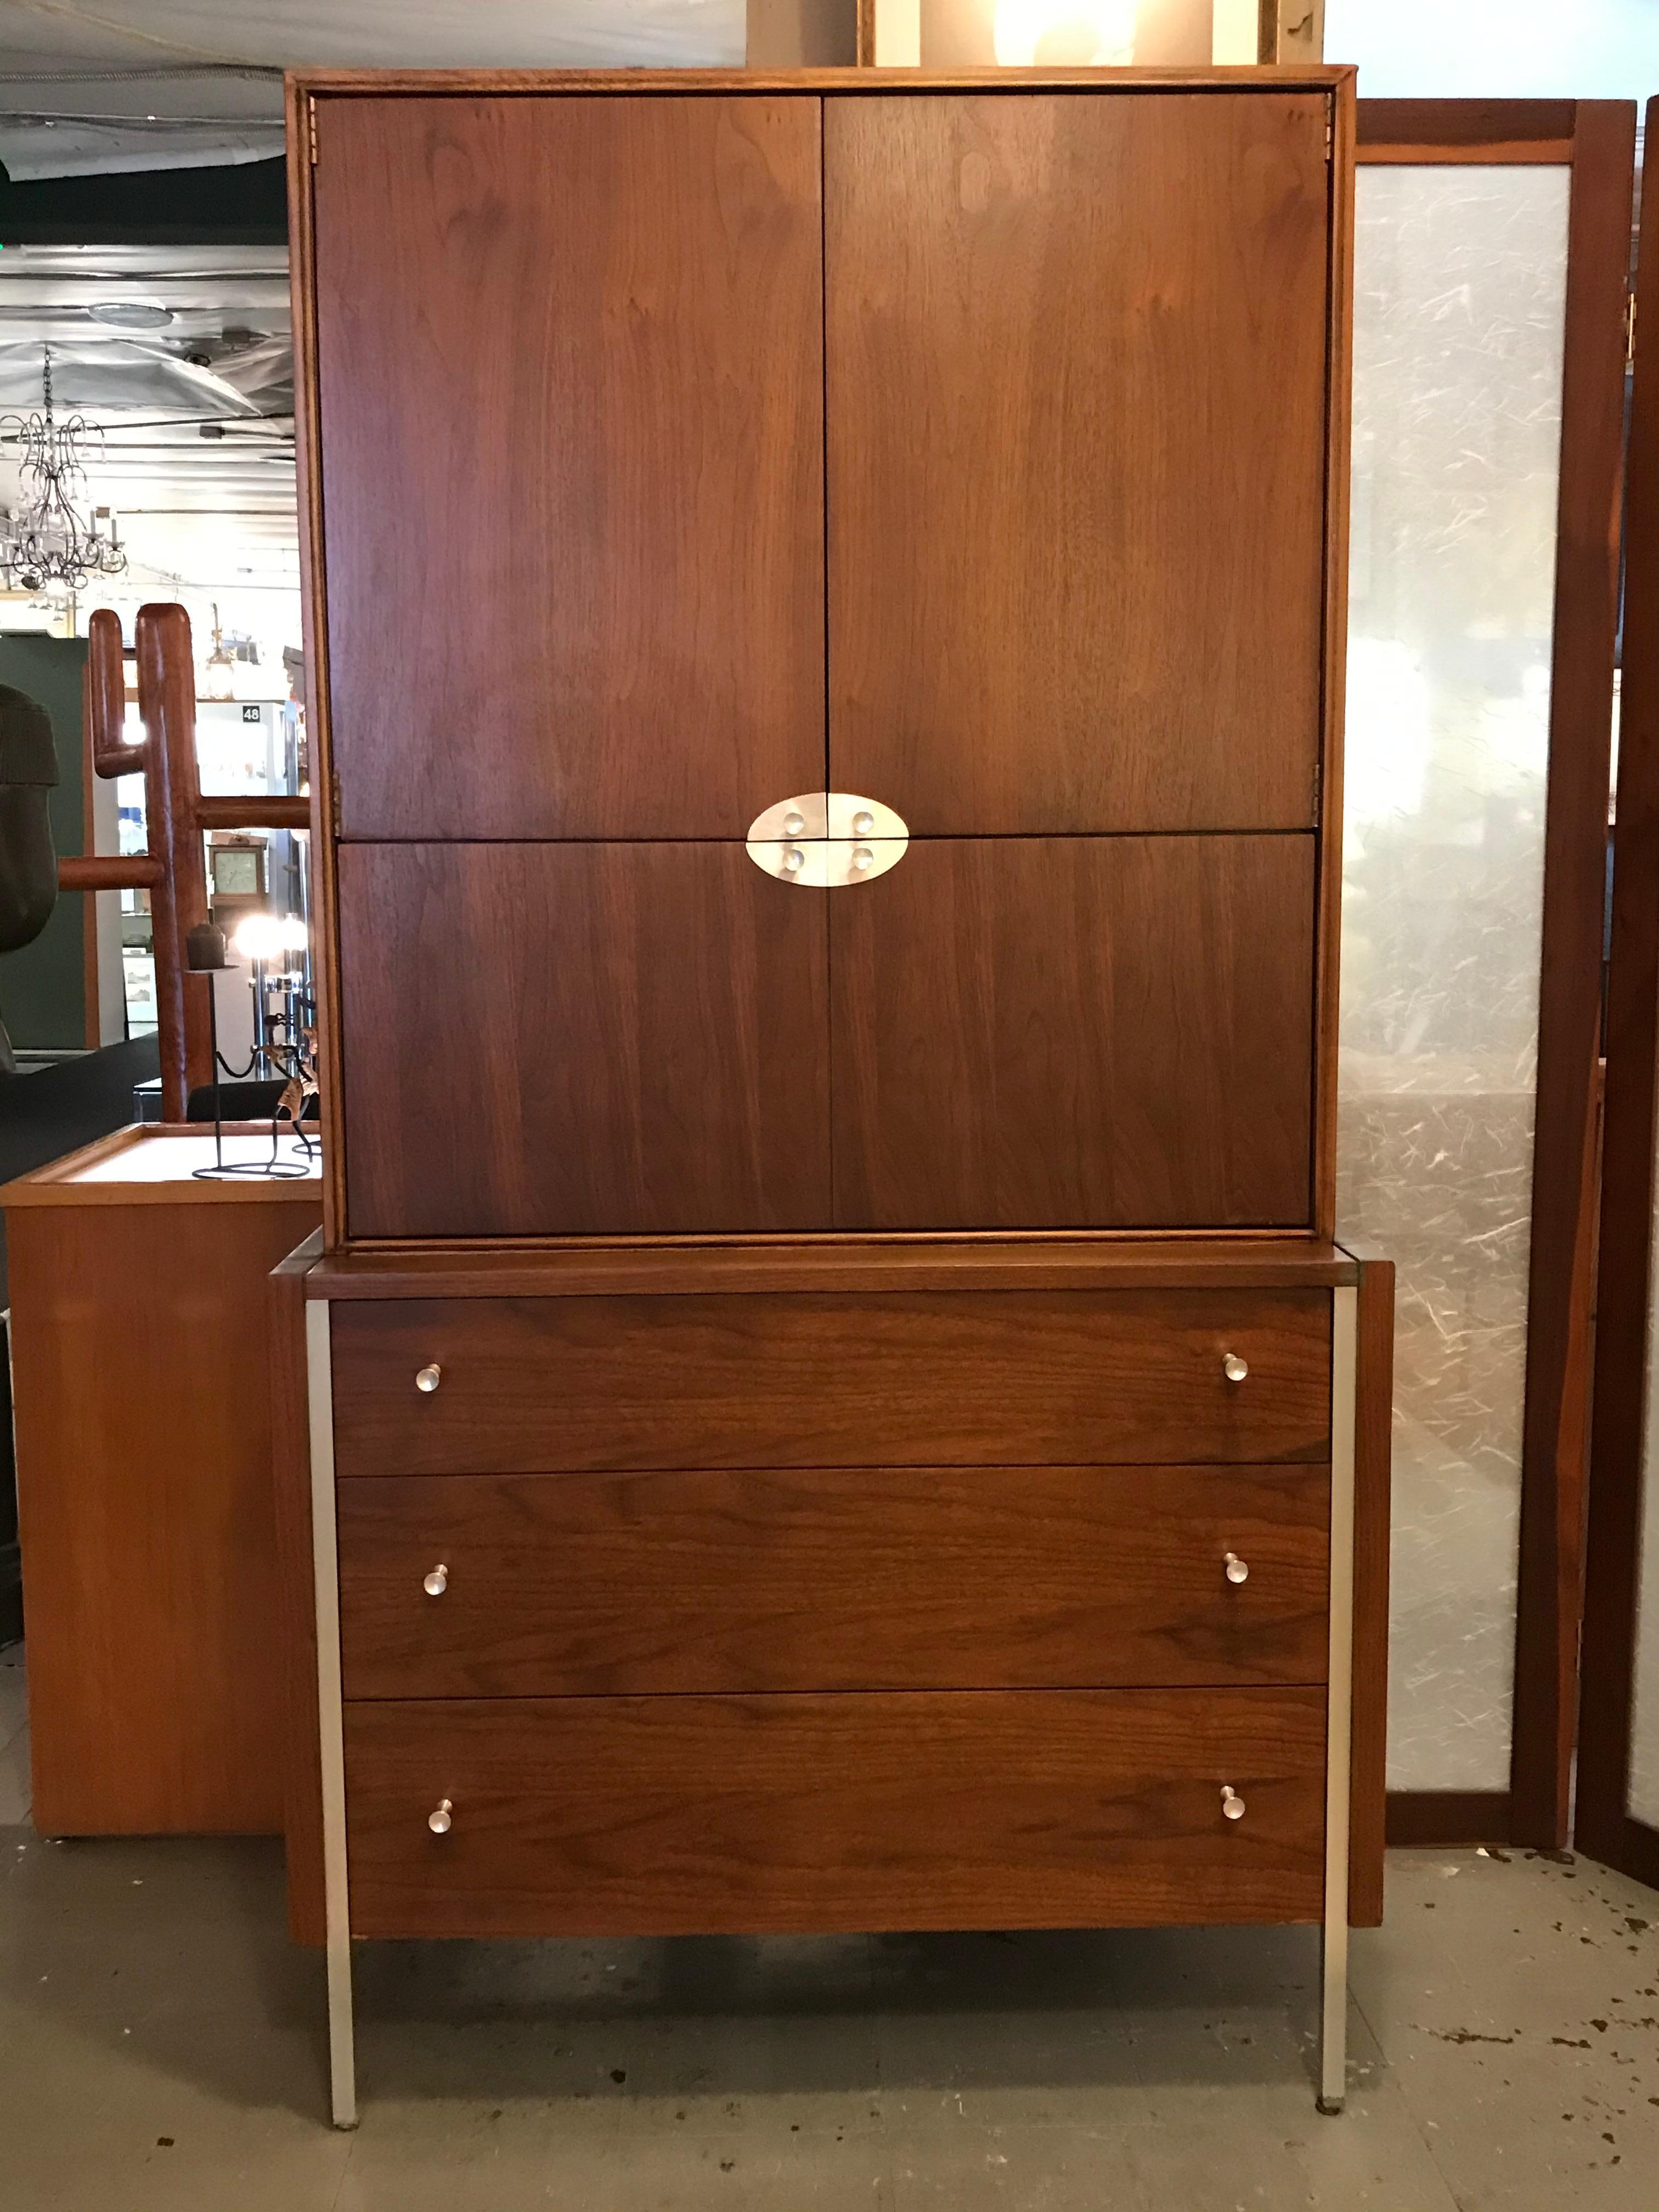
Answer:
1356;99;1636;1853
1575;93;1659;1893
286;64;1356;1255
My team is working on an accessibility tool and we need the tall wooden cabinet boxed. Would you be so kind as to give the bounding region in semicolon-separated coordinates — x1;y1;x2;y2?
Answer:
280;65;1387;2130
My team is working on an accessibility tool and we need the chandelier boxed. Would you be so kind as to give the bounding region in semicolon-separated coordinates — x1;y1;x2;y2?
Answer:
0;347;127;593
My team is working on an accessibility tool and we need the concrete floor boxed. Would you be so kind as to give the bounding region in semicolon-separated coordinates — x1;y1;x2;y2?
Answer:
1;1647;1656;2210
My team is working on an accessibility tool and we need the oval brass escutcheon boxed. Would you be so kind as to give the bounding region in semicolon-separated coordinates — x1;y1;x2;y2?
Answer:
746;792;908;887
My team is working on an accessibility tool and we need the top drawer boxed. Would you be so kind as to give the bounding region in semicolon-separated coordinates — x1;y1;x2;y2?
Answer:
330;1290;1330;1475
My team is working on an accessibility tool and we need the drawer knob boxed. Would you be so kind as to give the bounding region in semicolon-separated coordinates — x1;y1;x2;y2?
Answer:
851;844;876;872
423;1564;449;1598
1224;1552;1249;1585
782;810;806;836
415;1363;442;1395
1221;1785;1246;1822
427;1798;453;1835
781;844;806;876
1222;1352;1249;1384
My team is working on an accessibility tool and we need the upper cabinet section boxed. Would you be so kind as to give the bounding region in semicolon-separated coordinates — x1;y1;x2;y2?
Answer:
824;92;1333;836
312;95;826;840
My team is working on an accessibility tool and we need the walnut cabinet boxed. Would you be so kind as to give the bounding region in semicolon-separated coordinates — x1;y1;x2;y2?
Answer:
278;64;1386;2131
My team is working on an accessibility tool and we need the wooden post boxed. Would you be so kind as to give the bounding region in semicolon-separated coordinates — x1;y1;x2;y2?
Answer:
134;605;212;1113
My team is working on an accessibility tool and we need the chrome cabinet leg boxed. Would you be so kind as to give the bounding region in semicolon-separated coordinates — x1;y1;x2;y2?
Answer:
307;1299;358;2129
1319;1285;1358;2116
1318;1921;1348;2115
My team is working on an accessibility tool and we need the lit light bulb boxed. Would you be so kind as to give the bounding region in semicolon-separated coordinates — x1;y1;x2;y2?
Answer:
993;0;1137;67
277;914;309;952
233;913;283;963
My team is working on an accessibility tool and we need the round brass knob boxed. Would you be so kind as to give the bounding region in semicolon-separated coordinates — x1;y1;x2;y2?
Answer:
1221;1786;1245;1822
851;845;875;873
781;845;806;876
428;1798;453;1835
423;1565;449;1598
415;1363;442;1394
783;810;805;836
1224;1553;1249;1585
1222;1352;1248;1384
851;809;874;836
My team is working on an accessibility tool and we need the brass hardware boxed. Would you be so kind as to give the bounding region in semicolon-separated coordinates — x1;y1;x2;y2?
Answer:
1224;1552;1249;1585
746;791;908;887
826;792;906;840
746;792;828;844
1221;1785;1245;1822
415;1363;442;1393
1222;1352;1248;1384
427;1798;453;1835
423;1565;448;1597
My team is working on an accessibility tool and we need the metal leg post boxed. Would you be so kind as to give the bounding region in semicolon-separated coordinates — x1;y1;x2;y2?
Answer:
1319;1285;1358;2114
307;1298;357;2129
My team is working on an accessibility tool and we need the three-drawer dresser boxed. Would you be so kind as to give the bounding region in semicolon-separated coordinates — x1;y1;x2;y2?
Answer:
273;60;1392;2128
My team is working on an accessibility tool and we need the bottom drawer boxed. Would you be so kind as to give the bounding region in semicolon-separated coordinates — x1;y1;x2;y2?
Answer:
343;1689;1327;1938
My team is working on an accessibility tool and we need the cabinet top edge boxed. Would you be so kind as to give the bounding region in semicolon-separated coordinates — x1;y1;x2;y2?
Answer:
289;66;1356;100
300;1237;1361;1301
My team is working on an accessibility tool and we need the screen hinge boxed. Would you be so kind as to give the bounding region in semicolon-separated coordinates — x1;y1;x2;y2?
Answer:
1627;288;1639;368
329;762;342;823
308;100;319;167
1312;759;1323;817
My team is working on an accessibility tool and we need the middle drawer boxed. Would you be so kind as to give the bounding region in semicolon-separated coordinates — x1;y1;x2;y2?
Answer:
337;1464;1330;1697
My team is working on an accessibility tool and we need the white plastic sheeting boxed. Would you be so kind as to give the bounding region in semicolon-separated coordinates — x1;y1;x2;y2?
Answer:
1338;163;1571;1793
1632;1178;1659;1825
0;2;744;177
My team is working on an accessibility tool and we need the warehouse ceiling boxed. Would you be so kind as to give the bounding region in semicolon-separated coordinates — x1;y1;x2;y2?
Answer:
0;3;744;176
0;244;297;593
0;3;743;603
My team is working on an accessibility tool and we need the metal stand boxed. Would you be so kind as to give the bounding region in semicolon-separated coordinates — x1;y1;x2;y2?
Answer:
1318;1286;1358;2114
306;1300;357;2129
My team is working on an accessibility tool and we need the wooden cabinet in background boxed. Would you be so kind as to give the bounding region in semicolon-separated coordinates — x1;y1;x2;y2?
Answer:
2;1127;320;1835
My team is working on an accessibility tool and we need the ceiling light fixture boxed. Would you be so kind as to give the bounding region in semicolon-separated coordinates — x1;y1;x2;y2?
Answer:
87;301;174;330
0;346;127;594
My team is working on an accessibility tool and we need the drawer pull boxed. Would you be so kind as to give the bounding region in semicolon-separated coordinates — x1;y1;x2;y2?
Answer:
1221;1785;1246;1822
1223;1552;1249;1585
423;1564;449;1598
1222;1352;1249;1384
415;1363;443;1395
427;1798;453;1835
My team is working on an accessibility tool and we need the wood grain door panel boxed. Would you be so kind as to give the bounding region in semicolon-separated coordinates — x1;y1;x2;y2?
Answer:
313;95;825;839
825;91;1330;833
831;834;1316;1228
343;1688;1328;1937
330;1288;1332;1473
337;1464;1331;1697
336;843;831;1237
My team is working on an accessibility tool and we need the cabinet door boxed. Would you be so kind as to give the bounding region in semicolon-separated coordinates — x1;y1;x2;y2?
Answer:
824;91;1331;835
337;845;830;1238
830;835;1314;1229
313;95;826;840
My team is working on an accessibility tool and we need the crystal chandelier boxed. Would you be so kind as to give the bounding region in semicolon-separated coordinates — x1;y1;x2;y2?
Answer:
0;347;127;593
